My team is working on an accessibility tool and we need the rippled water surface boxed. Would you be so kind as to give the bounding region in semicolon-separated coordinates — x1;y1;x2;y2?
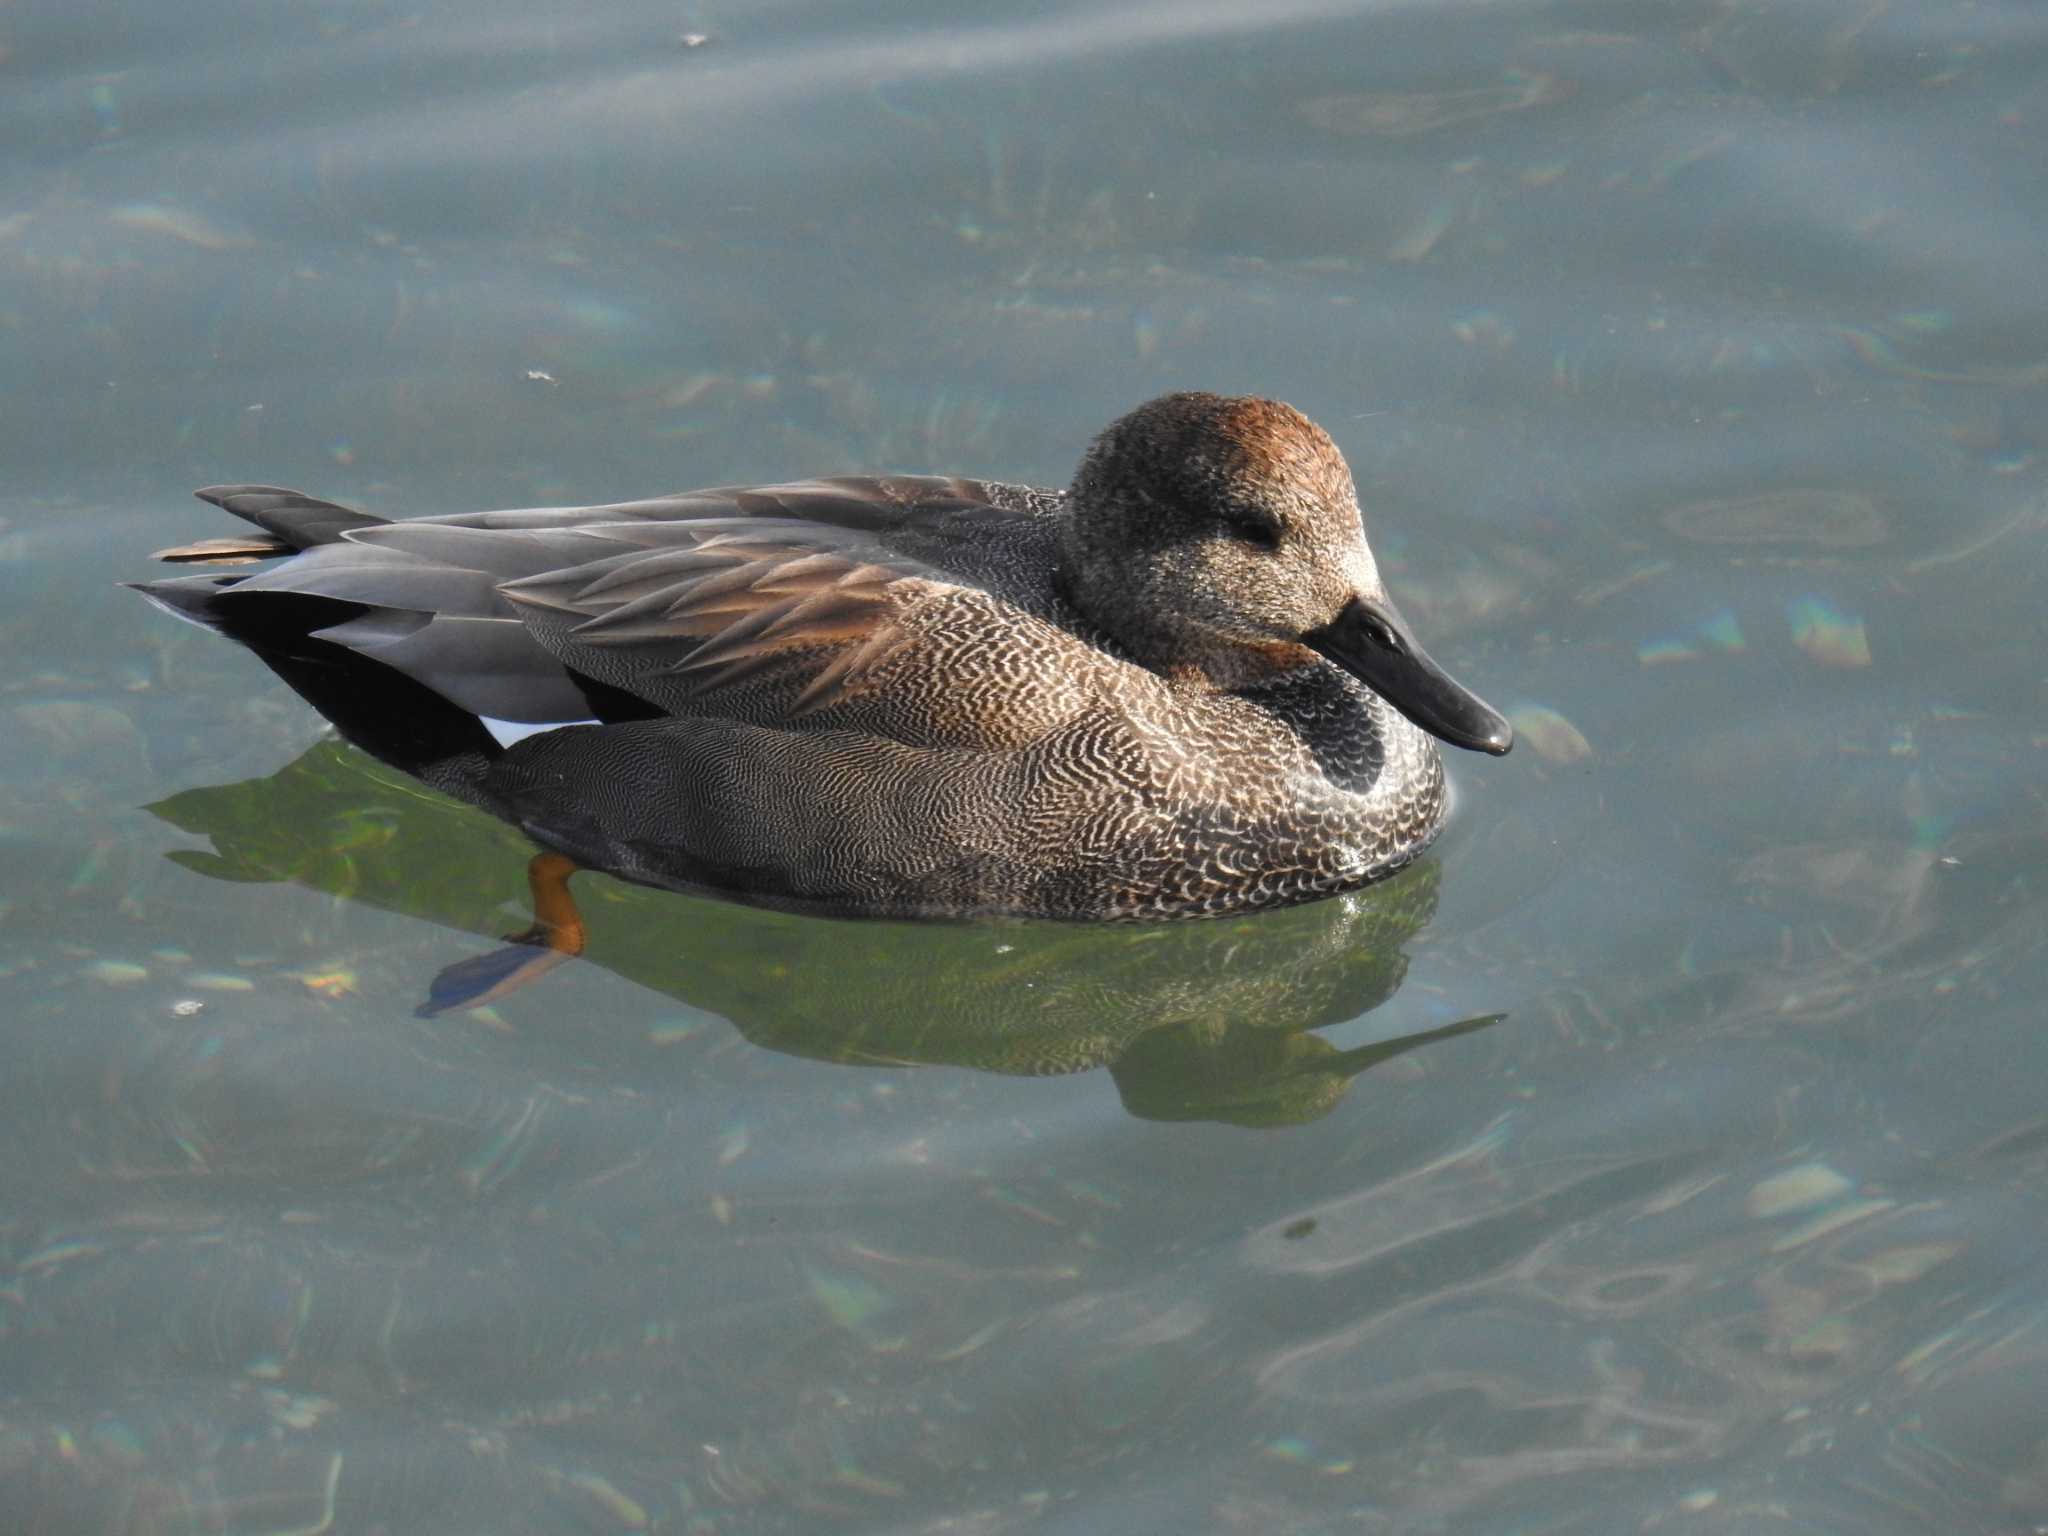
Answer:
7;0;2048;1529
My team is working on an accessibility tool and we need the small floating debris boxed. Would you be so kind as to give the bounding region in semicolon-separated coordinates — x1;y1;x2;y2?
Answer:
1648;130;1736;189
1636;609;1746;666
1577;560;1673;607
803;1262;893;1333
1662;489;1888;548
1838;326;2048;387
1638;637;1697;665
107;202;245;249
568;1471;650;1529
931;1317;1009;1362
170;999;205;1018
1698;609;1746;652
1387;197;1458;263
1060;1178;1123;1211
21;1238;105;1274
1260;1435;1354;1474
1771;1197;1894;1252
1787;596;1872;667
661;372;725;410
1785;1315;1854;1364
292;968;358;999
1301;72;1574;137
1505;705;1592;765
980;1184;1064;1227
1450;309;1514;350
1747;1161;1853;1219
266;1391;337;1431
1854;1242;1959;1287
185;971;256;993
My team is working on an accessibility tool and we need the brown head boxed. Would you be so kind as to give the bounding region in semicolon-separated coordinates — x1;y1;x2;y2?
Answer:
1061;392;1511;755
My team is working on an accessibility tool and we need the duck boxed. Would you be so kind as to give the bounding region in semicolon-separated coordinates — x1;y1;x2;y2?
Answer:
130;391;1512;922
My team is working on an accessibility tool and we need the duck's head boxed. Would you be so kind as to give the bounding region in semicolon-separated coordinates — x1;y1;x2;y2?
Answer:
1062;392;1512;755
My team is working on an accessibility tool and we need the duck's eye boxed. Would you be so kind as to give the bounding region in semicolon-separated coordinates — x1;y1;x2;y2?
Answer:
1224;511;1283;550
1360;613;1401;653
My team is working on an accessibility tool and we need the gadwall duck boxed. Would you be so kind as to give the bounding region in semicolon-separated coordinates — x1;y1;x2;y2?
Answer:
132;392;1511;920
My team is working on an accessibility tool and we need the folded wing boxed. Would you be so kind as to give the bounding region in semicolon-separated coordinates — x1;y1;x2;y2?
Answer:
139;476;1038;731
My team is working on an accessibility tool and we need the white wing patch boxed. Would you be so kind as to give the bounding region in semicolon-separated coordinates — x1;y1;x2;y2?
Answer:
479;715;598;749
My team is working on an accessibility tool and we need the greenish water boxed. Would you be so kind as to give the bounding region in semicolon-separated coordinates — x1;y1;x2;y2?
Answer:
6;0;2048;1529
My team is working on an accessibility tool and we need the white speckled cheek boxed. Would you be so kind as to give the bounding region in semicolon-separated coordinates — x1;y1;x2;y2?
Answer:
1343;541;1381;598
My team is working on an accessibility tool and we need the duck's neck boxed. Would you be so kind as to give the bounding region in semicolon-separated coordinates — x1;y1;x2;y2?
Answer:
1165;642;1324;692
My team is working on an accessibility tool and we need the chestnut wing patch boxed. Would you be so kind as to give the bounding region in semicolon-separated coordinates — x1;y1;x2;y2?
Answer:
498;515;954;717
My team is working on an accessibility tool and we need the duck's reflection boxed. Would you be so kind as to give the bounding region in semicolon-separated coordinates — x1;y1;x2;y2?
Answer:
149;742;1499;1127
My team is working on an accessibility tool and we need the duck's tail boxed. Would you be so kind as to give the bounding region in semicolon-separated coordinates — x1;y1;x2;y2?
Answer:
125;486;509;785
156;484;388;561
126;485;390;633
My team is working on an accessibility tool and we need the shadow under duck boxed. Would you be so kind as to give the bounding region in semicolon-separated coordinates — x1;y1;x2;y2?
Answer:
131;391;1511;922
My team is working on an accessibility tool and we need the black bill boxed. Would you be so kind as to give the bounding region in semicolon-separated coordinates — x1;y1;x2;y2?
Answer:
1303;595;1513;756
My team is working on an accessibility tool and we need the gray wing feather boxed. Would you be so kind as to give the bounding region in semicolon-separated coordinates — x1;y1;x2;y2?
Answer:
233;543;514;618
313;613;595;722
195;485;387;547
343;522;629;583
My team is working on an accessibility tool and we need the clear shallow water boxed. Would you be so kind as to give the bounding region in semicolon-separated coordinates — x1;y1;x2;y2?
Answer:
6;0;2048;1528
